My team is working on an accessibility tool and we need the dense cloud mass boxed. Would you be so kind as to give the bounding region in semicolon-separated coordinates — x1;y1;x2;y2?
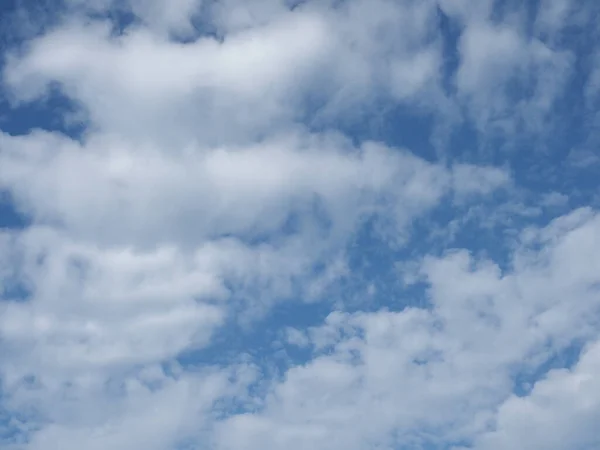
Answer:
0;0;599;449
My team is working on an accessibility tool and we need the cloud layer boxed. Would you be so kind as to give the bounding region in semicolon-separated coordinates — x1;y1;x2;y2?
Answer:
0;0;599;449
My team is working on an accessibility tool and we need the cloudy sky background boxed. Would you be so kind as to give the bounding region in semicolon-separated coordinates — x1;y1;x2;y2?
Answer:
0;0;600;448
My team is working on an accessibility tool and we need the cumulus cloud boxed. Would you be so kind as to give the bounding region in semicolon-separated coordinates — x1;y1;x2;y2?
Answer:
212;209;600;450
0;0;598;449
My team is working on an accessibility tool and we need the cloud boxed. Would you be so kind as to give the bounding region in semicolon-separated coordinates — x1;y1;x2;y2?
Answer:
455;14;573;139
0;0;599;449
472;338;600;450
212;209;600;450
3;0;450;145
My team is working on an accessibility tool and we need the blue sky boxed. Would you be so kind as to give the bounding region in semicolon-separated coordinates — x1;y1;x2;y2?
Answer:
1;1;600;449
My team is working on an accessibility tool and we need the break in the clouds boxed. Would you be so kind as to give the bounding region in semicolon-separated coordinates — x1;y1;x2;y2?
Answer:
0;0;599;449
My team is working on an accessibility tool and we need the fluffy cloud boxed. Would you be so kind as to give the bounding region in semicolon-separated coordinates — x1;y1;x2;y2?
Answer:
473;338;600;450
0;0;598;449
213;208;600;450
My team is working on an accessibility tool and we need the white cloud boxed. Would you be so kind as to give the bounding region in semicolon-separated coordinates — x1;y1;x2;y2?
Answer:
534;0;575;36
0;0;598;449
0;129;502;252
457;23;525;96
456;17;573;137
472;338;600;450
5;363;257;450
0;125;508;388
210;209;600;450
3;0;449;144
0;226;226;380
3;11;332;144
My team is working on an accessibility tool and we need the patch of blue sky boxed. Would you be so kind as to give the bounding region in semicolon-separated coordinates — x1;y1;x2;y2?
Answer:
512;338;585;397
0;192;28;230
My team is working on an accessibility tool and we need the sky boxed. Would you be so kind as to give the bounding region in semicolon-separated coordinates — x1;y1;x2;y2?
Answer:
0;0;599;449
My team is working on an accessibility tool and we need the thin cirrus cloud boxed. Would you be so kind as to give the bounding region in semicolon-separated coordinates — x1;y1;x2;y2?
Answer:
0;0;599;449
